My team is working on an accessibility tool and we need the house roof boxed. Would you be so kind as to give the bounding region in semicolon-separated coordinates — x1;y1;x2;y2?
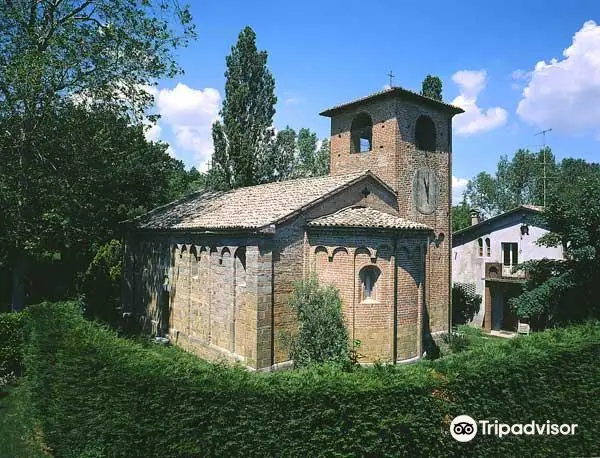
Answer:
308;206;431;231
319;86;465;117
129;170;395;232
453;205;544;238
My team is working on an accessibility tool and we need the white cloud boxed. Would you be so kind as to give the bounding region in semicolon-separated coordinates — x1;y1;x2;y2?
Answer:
144;122;162;141
451;70;508;135
146;83;221;169
516;20;600;136
452;175;469;204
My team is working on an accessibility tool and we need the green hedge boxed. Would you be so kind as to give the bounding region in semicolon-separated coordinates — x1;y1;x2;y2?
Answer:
23;302;600;457
0;311;24;376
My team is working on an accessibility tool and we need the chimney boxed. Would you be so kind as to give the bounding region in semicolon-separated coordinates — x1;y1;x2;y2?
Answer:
469;209;480;226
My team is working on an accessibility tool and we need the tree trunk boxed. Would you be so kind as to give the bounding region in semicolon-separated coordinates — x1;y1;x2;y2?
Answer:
11;251;26;312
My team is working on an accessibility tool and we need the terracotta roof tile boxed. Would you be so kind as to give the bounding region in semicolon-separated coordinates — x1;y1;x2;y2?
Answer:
319;86;464;117
132;171;383;231
308;206;432;231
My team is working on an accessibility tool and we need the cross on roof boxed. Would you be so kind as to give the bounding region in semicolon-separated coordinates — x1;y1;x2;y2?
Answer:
387;70;395;88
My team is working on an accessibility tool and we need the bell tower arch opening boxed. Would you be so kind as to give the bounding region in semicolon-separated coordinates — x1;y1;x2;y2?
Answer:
350;112;373;153
415;115;436;152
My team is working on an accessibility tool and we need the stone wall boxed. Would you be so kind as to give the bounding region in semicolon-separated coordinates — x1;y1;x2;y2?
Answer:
123;233;265;369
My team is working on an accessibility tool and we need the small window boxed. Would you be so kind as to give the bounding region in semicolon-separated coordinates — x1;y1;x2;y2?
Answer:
351;113;373;153
360;266;380;301
478;238;483;257
502;243;519;266
415;115;436;152
485;238;491;257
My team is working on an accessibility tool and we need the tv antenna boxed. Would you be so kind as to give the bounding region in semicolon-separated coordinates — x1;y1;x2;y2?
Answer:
534;128;552;208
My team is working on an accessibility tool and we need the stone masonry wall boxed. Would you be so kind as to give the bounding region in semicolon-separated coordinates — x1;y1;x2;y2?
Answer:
124;233;265;369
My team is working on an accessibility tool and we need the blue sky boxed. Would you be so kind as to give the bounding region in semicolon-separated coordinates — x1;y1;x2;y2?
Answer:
147;0;600;203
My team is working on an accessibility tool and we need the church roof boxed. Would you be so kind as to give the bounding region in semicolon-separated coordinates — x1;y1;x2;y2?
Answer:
319;86;464;117
130;170;393;232
308;206;432;231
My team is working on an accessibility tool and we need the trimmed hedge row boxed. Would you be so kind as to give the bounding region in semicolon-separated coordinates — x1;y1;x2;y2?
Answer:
24;302;600;457
0;311;24;376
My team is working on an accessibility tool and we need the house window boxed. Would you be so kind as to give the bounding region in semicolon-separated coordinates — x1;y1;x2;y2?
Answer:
350;113;373;153
360;266;381;301
478;238;483;257
415;115;436;152
502;243;519;266
485;238;491;257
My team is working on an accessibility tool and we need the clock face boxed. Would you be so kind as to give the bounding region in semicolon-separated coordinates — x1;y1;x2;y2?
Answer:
413;168;438;215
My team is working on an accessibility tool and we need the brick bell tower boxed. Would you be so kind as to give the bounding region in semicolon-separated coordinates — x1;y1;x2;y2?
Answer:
320;87;464;334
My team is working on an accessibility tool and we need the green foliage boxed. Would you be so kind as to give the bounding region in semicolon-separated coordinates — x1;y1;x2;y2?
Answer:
0;312;24;380
441;331;470;353
22;302;600;457
420;75;443;101
1;104;193;308
0;0;196;311
82;240;123;324
207;27;277;190
511;160;600;327
452;283;482;326
465;148;557;217
452;198;471;232
0;384;49;458
286;276;352;368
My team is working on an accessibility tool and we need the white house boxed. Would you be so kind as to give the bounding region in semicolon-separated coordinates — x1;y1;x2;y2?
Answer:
452;205;564;332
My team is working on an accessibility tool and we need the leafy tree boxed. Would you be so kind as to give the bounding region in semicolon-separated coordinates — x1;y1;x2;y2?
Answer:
313;138;331;177
420;75;443;101
285;276;351;368
0;103;191;310
207;27;277;190
452;284;482;326
452;198;471;232
258;126;296;183
0;0;195;311
82;239;123;324
465;148;558;217
510;159;600;328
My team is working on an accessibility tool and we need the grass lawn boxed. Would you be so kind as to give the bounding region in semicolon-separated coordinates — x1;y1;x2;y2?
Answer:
0;383;50;458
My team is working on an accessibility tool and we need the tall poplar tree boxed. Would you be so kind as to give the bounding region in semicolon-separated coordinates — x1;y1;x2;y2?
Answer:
207;27;277;190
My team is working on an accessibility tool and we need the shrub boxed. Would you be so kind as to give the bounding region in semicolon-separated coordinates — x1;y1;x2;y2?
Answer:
22;302;600;457
441;331;470;353
0;312;24;379
82;240;123;324
452;283;482;325
285;276;352;368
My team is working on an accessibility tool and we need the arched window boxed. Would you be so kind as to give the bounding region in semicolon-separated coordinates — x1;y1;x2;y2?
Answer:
350;113;373;153
359;266;381;301
478;238;483;257
415;115;436;152
234;247;247;287
485;238;491;257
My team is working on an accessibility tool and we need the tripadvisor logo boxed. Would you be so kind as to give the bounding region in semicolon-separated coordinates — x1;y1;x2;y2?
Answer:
449;415;579;442
450;415;477;442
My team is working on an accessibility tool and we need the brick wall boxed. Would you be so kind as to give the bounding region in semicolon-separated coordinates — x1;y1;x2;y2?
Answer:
327;95;453;336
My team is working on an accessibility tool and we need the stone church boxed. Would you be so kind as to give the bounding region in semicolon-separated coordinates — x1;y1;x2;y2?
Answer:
122;86;464;370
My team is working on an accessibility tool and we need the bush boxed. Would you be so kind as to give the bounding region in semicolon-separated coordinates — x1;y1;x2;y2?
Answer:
82;240;123;324
22;302;600;457
452;283;482;325
285;276;352;368
0;312;24;380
